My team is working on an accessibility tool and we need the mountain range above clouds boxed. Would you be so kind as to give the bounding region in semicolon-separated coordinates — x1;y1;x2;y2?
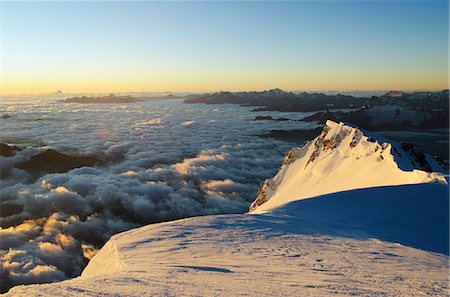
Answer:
5;120;448;296
60;94;143;104
184;89;449;140
184;88;448;112
184;88;366;111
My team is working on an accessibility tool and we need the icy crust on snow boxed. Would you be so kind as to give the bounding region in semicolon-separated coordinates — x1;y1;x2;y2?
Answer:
250;120;447;213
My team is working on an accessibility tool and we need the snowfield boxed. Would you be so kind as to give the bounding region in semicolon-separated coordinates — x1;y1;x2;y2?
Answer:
5;121;449;296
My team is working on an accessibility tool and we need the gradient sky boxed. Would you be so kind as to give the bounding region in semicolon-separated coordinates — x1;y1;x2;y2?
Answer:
1;1;448;94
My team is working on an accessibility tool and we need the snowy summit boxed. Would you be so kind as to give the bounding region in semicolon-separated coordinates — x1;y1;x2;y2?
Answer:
5;121;448;296
250;120;447;213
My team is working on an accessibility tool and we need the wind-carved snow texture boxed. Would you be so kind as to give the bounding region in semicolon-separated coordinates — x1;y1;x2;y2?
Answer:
250;120;447;212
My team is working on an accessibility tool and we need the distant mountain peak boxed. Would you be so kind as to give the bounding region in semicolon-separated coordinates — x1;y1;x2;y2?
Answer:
383;90;406;97
267;88;285;92
263;88;288;96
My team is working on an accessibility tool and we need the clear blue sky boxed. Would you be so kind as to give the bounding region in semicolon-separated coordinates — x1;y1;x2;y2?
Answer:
2;1;448;93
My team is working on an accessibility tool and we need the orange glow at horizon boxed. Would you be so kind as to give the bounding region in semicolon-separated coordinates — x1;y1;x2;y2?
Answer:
2;69;448;95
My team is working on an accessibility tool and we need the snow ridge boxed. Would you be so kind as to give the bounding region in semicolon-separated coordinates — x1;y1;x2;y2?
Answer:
81;240;124;277
250;120;447;213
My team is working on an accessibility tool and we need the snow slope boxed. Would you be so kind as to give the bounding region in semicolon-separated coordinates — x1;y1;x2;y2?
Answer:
5;183;448;296
4;121;449;296
250;120;447;213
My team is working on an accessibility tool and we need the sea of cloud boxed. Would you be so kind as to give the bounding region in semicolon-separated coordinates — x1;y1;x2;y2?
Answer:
0;97;318;291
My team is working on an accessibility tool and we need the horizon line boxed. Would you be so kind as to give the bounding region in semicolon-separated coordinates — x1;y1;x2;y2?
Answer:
2;87;449;96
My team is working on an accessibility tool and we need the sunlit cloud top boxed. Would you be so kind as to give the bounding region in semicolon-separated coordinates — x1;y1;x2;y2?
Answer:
2;1;448;94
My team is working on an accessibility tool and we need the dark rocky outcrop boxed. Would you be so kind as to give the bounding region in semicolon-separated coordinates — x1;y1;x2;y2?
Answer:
15;149;101;175
253;116;290;121
259;128;322;142
0;143;21;157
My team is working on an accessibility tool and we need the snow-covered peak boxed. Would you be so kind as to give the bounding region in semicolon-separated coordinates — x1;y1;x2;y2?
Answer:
383;90;406;97
250;120;447;213
258;88;289;97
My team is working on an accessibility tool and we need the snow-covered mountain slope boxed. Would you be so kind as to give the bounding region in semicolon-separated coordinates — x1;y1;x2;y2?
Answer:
250;120;447;213
5;182;449;297
4;121;449;296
